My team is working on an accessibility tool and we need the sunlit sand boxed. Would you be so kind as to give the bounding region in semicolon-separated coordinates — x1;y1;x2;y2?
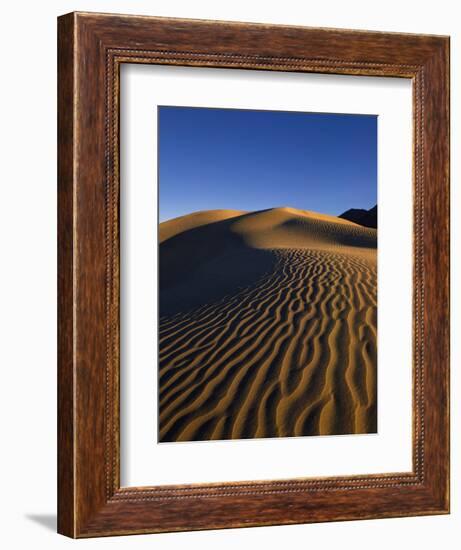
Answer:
158;207;377;442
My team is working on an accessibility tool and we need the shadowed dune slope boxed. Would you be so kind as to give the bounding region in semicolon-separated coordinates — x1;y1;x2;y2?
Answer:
159;207;377;442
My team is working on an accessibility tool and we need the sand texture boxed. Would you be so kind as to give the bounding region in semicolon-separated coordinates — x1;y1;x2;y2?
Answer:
159;207;377;442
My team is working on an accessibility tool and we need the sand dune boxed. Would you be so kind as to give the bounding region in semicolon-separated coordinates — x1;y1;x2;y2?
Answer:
160;209;246;243
159;207;377;442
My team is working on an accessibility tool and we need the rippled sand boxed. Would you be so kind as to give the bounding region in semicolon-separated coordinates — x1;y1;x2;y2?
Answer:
158;207;377;442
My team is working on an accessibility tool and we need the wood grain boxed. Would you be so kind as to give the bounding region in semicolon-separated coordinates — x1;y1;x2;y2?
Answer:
57;13;75;538
57;11;450;538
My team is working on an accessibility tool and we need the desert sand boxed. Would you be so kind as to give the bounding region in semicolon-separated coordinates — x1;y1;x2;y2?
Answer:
158;207;377;442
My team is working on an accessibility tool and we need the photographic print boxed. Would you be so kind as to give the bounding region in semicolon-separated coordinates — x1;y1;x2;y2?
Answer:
158;106;377;443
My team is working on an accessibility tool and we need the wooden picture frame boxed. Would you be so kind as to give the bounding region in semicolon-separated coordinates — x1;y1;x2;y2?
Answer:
57;12;450;538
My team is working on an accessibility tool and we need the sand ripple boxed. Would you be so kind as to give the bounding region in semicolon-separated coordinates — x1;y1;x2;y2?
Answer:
159;239;377;442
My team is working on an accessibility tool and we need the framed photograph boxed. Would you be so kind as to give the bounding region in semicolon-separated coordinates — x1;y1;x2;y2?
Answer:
57;12;450;537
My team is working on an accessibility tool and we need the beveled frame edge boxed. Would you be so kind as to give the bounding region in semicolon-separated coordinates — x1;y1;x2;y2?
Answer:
57;12;450;538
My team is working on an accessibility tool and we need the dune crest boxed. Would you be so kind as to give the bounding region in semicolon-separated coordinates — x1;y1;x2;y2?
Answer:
230;207;376;254
159;207;377;442
160;209;247;243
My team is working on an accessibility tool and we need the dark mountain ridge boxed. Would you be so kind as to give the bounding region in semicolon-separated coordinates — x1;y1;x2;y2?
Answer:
339;205;377;229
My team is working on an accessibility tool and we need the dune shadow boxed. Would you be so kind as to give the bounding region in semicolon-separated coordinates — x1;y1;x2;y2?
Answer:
160;213;277;316
160;211;280;317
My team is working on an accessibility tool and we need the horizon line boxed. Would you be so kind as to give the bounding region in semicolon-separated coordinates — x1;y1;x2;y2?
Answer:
159;204;377;224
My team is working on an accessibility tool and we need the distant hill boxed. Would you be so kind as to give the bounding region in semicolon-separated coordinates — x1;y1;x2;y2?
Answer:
339;205;377;228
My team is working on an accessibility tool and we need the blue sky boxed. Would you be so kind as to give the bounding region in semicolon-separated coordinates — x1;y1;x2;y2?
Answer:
158;106;377;222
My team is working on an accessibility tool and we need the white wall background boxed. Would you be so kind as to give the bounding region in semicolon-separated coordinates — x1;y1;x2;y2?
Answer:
0;1;457;548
